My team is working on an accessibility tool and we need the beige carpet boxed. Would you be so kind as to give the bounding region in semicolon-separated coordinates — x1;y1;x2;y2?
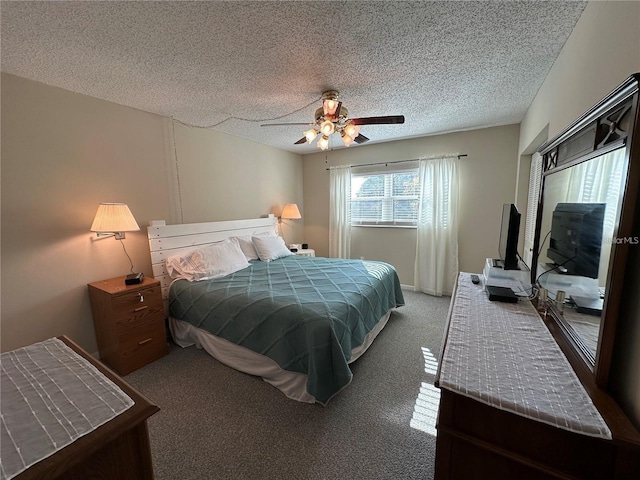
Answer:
126;289;450;480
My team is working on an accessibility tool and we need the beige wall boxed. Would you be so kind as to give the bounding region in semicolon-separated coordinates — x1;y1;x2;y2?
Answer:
1;73;303;353
516;1;640;427
302;125;521;285
171;123;303;240
1;73;171;353
519;0;640;154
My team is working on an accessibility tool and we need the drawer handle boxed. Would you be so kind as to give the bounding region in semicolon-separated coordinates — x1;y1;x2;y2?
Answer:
138;338;153;346
134;306;149;312
137;293;144;303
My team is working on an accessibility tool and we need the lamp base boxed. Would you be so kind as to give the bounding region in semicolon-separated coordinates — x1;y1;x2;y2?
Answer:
125;272;144;285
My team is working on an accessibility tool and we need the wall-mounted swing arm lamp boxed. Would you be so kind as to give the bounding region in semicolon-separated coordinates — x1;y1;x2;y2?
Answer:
278;203;302;246
90;203;143;284
279;203;302;221
90;203;140;239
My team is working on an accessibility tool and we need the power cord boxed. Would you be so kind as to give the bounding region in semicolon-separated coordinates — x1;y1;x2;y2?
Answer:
118;238;135;274
535;255;576;285
172;96;322;129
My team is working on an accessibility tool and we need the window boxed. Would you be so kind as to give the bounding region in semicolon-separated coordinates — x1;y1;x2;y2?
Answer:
351;170;419;226
523;152;542;267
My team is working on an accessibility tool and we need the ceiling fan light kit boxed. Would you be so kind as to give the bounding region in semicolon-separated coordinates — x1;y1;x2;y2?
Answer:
344;123;359;139
322;94;340;117
262;90;405;150
341;131;354;147
304;128;318;143
317;135;330;150
320;119;335;136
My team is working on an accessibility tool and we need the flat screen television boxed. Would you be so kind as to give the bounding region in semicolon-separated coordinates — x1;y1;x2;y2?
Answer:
546;202;605;279
498;203;521;270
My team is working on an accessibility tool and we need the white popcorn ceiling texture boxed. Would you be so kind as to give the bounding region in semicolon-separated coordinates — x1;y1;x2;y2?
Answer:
1;1;587;153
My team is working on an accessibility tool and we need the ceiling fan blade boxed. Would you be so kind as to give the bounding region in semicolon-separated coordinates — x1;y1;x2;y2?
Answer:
261;122;315;127
354;134;370;144
334;102;342;119
349;115;405;126
294;137;308;145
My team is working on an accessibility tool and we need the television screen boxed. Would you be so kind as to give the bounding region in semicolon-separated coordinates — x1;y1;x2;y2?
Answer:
498;203;521;270
546;203;605;279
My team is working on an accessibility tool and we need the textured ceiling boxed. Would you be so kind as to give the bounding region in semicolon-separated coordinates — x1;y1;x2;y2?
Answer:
1;1;587;154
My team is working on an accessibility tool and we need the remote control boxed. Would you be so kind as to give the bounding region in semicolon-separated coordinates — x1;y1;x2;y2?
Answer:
471;274;480;284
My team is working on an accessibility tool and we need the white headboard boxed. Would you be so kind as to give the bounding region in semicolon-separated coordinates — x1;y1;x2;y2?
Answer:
147;215;278;307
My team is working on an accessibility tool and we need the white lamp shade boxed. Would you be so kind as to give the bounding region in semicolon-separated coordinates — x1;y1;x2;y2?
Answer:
344;123;359;139
304;128;318;143
323;99;339;117
320;120;335;136
90;203;140;233
318;135;329;150
281;203;302;220
341;132;354;147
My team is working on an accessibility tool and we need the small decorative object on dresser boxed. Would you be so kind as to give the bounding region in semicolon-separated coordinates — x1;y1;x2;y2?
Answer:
294;248;315;257
88;276;168;375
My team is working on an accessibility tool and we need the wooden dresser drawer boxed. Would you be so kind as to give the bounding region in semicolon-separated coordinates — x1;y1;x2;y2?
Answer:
116;320;168;375
113;286;164;333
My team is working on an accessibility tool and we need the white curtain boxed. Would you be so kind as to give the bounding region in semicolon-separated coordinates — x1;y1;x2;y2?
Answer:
565;148;625;279
414;156;459;296
329;165;351;258
523;152;543;267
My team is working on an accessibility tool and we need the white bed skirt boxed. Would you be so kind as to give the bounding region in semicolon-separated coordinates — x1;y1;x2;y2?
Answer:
169;309;393;404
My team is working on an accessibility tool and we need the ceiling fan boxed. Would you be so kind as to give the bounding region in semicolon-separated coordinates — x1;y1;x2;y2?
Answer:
261;90;405;150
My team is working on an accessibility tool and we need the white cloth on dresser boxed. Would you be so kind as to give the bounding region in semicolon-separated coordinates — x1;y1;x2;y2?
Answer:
0;338;134;479
437;273;611;439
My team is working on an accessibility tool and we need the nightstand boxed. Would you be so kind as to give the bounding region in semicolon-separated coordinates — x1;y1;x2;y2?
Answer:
88;276;168;375
295;249;315;257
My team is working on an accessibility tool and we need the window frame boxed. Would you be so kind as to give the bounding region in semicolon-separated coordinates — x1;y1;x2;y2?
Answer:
350;169;420;227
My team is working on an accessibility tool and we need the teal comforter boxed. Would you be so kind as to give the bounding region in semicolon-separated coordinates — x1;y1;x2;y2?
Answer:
170;255;404;404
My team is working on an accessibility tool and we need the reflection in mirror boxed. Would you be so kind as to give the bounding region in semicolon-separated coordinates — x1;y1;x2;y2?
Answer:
535;148;625;363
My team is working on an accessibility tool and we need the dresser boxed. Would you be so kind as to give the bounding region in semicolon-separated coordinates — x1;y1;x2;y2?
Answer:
434;273;640;479
88;276;168;375
4;336;159;480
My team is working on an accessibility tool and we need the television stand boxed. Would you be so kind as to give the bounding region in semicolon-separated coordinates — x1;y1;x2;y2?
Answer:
434;274;640;479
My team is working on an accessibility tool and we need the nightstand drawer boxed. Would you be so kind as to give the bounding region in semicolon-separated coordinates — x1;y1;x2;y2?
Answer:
113;287;164;333
116;320;168;375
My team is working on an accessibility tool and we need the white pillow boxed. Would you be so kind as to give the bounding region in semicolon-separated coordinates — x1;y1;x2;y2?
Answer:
166;237;250;281
235;232;274;261
252;235;293;262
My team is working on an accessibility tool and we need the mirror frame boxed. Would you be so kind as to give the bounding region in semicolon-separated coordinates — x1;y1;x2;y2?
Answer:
532;74;640;389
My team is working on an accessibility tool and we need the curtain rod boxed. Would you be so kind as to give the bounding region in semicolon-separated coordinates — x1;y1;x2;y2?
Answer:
325;154;467;171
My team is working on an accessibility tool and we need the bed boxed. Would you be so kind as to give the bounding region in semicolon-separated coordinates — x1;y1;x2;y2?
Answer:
148;216;404;405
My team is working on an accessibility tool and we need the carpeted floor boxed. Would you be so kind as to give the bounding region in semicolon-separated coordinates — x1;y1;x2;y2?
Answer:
126;289;451;480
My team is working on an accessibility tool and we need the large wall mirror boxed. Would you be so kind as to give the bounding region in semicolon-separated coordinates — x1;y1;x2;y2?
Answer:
532;74;640;389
